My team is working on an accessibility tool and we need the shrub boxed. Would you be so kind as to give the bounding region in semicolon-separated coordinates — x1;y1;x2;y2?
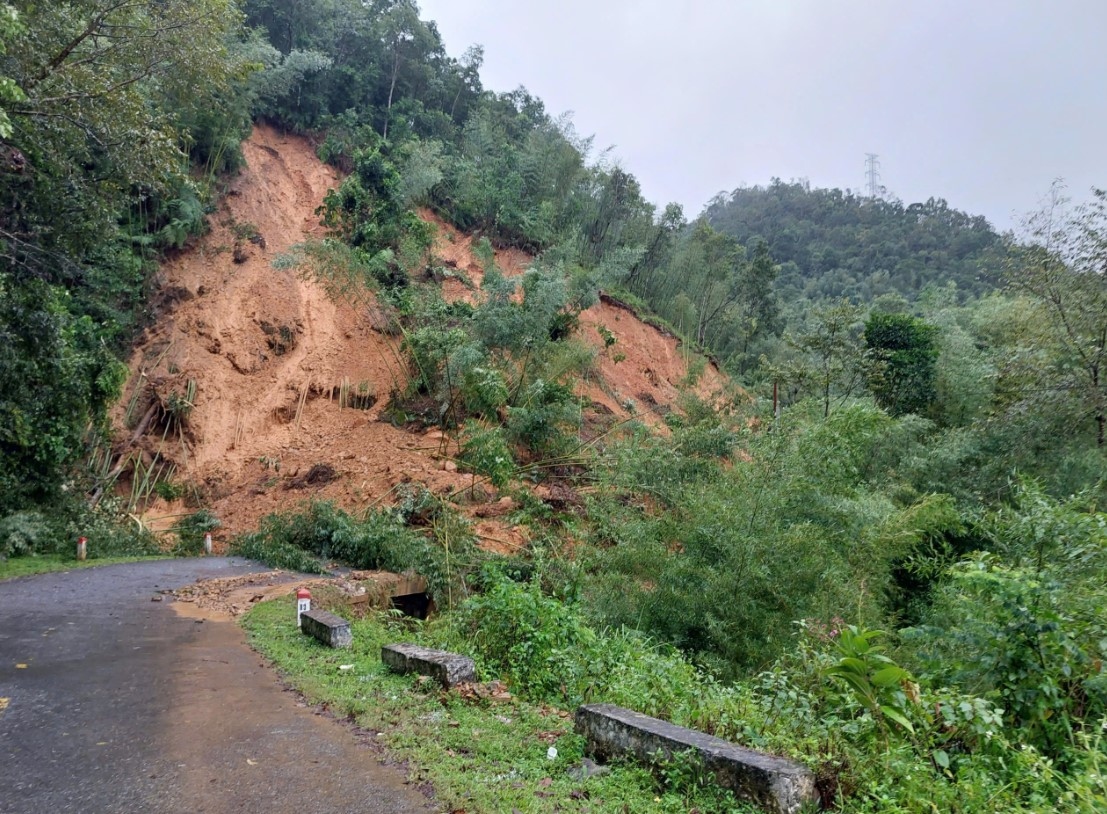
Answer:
171;509;220;556
227;500;482;608
60;497;161;559
458;421;516;488
459;575;598;703
0;511;52;558
229;532;327;573
505;379;580;459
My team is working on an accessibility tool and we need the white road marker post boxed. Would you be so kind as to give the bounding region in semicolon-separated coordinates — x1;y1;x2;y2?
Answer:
203;532;213;556
296;588;311;628
77;536;87;561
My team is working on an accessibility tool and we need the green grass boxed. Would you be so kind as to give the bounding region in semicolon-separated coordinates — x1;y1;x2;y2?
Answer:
0;554;171;581
242;599;754;813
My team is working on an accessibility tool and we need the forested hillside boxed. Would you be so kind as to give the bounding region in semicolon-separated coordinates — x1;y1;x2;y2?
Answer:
2;2;1106;812
705;180;1008;303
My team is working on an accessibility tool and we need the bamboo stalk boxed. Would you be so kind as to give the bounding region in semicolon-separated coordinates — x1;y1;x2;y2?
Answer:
294;381;310;431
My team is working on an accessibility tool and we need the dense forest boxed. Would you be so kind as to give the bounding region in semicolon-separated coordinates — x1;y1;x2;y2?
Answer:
704;180;1007;302
1;1;1105;811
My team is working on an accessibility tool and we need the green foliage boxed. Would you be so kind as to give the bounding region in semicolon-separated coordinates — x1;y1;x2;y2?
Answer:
244;0;479;138
3;0;243;266
461;575;598;703
0;278;125;513
505;379;581;460
623;219;784;369
826;626;917;733
651;749;745;812
908;483;1107;758
395;261;591;464
27;495;162;560
704;180;1007;303
171;509;221;557
230;531;327;574
0;0;251;516
243;40;333;121
458;421;516;488
1006;184;1107;446
864;313;939;416
0;3;25;139
277;238;397;305
771;298;870;417
0;511;50;559
320;138;434;266
229;500;482;607
585;401;967;676
443;107;590;250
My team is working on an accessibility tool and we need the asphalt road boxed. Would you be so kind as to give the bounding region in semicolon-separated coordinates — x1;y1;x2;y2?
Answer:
0;559;433;814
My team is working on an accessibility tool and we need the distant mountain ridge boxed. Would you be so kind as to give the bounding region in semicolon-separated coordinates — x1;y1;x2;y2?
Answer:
704;179;1008;304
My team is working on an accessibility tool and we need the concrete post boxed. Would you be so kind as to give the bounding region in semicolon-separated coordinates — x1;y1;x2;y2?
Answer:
296;588;311;628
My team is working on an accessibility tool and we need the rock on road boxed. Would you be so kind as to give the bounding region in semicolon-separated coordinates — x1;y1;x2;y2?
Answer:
0;559;433;813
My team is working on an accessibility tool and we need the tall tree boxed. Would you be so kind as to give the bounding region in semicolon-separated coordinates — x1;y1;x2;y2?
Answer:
1;0;242;271
0;0;241;513
728;239;783;366
787;299;869;417
864;313;939;417
1006;185;1107;446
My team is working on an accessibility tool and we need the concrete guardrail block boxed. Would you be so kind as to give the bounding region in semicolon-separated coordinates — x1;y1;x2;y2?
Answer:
300;609;353;648
381;643;476;688
576;703;817;814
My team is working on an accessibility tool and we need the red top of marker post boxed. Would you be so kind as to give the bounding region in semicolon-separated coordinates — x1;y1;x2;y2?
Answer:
296;588;311;600
78;537;87;544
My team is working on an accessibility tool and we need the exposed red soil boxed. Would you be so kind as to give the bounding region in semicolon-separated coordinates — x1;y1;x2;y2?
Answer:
422;207;531;304
112;124;726;549
577;295;728;426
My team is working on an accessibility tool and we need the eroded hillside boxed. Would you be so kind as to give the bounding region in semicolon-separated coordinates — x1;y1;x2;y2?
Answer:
112;125;725;546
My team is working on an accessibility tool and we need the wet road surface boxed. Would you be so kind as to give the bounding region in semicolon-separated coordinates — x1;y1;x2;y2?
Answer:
0;559;433;813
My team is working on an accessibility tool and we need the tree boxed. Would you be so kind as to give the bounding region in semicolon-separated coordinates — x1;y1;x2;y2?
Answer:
1;0;242;272
1006;185;1107;447
0;3;24;139
728;239;783;367
0;277;123;514
0;0;241;516
787;299;869;417
376;0;425;141
624;202;685;290
864;313;939;416
669;220;745;347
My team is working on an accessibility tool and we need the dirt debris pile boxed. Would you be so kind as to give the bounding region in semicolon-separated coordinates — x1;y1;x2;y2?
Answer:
113;124;726;547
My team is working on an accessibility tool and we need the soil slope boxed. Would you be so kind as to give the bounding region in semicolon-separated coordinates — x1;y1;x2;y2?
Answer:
113;125;725;547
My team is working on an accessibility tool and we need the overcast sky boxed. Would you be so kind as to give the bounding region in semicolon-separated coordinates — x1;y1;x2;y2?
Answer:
417;0;1107;232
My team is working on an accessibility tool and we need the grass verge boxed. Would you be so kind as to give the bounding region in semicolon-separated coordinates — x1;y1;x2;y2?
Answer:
0;554;171;582
242;599;755;813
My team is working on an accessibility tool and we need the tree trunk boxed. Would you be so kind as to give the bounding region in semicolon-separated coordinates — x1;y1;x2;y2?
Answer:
1094;366;1105;447
384;48;400;141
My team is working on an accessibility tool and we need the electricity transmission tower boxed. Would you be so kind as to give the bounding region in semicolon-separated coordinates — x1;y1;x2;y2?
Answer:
864;153;883;199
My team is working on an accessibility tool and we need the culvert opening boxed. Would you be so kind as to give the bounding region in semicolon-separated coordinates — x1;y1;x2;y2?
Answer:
391;592;433;620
